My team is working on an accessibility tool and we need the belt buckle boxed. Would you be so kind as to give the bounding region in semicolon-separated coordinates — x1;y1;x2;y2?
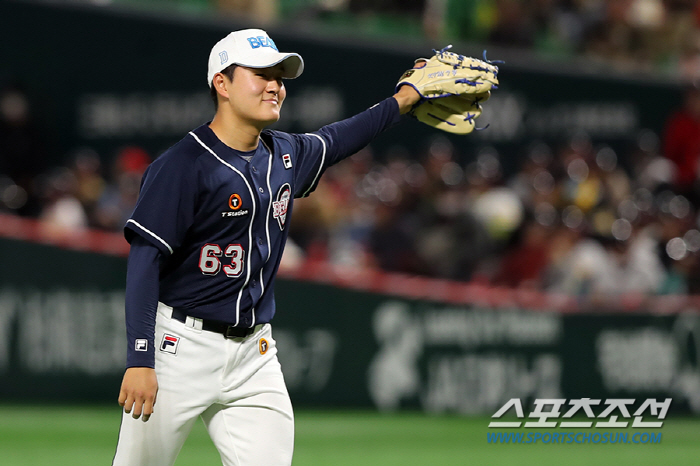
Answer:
224;325;247;339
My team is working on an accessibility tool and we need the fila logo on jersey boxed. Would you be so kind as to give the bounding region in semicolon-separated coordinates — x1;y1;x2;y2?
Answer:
259;338;269;355
222;193;250;218
247;36;278;51
282;153;292;169
135;339;148;351
273;183;291;230
160;334;180;355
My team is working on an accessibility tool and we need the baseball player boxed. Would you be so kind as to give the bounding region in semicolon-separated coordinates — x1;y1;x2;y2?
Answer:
112;29;498;466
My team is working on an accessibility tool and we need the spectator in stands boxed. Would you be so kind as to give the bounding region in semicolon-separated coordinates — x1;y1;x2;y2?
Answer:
581;0;654;69
350;0;424;16
0;83;47;217
422;0;496;42
69;147;107;227
488;0;536;48
662;81;700;204
216;0;279;24
38;167;89;239
369;201;423;274
492;216;552;288
94;146;151;231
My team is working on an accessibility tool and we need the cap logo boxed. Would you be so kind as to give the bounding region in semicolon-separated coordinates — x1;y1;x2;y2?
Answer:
247;36;278;51
219;51;229;65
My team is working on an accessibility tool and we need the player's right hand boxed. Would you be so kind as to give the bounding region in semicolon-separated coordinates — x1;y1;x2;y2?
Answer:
118;367;159;422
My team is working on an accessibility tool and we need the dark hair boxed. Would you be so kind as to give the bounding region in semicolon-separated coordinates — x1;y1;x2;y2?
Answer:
210;64;237;108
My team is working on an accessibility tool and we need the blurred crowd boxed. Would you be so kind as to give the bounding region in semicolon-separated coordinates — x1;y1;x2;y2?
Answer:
207;0;700;78
423;0;700;78
286;124;700;296
63;0;700;78
5;77;700;296
0;83;149;238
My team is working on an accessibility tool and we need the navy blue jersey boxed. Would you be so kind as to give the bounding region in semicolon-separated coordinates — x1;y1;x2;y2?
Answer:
124;97;402;367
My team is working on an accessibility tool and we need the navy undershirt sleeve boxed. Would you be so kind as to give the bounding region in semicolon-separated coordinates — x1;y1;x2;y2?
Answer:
317;96;403;165
125;235;162;368
291;96;402;197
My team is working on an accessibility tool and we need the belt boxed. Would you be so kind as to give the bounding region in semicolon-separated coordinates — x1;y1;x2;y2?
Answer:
171;308;257;339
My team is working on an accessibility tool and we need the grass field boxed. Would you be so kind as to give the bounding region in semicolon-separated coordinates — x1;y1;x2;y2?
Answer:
1;405;699;466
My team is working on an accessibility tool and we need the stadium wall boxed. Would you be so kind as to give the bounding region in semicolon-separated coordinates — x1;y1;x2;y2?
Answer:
1;223;699;415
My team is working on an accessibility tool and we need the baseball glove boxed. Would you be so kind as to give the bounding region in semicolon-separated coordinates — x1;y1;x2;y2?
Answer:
397;46;500;134
397;46;499;99
411;94;488;135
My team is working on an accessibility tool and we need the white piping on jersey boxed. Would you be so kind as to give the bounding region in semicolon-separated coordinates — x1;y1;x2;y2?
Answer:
250;137;274;327
189;131;255;327
260;138;273;265
126;219;174;254
302;133;327;198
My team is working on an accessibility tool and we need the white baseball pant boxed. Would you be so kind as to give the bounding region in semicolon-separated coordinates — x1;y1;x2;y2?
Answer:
112;302;294;466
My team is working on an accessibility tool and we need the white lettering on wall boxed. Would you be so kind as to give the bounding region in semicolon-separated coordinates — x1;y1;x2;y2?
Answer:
367;300;563;414
0;288;125;375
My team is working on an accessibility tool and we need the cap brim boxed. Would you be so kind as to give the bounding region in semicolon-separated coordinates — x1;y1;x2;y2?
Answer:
236;53;304;79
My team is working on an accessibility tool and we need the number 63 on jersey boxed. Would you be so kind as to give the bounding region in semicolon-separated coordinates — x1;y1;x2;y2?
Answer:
199;243;245;277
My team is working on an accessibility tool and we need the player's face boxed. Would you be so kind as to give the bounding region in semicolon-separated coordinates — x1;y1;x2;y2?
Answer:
228;65;287;128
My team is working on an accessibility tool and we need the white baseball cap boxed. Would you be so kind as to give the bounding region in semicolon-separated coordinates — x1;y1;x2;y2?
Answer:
207;29;304;87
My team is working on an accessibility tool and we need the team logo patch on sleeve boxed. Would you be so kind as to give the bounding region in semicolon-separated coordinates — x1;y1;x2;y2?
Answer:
282;153;292;169
273;183;291;230
259;338;269;355
160;334;180;355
